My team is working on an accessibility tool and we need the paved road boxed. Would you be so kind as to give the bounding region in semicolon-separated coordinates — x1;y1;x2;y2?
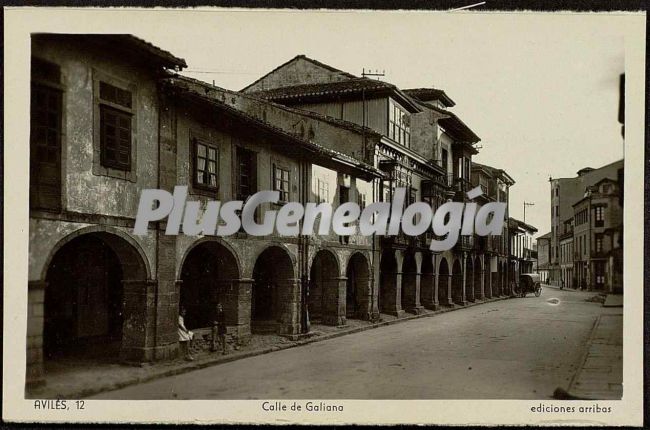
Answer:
93;287;618;399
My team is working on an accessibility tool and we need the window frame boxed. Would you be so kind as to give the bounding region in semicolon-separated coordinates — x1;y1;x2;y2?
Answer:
192;137;220;193
92;69;137;181
30;57;64;212
273;163;291;203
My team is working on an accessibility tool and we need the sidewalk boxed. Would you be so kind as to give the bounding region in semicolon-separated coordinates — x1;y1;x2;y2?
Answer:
28;296;510;399
558;313;623;400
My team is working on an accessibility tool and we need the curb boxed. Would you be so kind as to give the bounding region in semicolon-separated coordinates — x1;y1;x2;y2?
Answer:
38;295;512;399
552;315;601;401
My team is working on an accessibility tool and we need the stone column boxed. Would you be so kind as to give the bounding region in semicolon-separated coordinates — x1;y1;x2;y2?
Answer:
381;251;405;317
355;276;373;321
407;253;425;314
121;279;159;362
26;281;46;389
460;253;468;305
445;273;455;307
222;278;253;345
277;278;302;337
477;264;485;300
370;247;381;321
322;276;347;326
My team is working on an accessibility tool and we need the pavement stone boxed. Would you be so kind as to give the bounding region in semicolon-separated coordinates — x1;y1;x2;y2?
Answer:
565;313;623;400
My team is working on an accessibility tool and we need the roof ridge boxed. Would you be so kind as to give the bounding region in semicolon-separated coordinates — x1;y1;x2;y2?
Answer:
240;54;357;92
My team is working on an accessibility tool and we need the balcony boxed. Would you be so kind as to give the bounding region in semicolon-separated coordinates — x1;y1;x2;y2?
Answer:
454;235;473;252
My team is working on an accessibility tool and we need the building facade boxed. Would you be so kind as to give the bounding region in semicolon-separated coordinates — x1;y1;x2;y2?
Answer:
243;55;516;316
27;37;521;390
572;178;622;292
27;36;386;388
536;232;551;283
508;218;538;278
548;160;623;286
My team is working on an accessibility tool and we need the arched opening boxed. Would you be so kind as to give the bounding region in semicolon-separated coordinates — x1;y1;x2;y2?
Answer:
179;241;239;330
346;253;370;320
465;257;474;302
379;250;398;314
474;257;482;300
43;232;146;365
420;254;434;309
452;259;464;305
252;246;295;333
401;253;417;313
437;257;449;305
309;250;341;325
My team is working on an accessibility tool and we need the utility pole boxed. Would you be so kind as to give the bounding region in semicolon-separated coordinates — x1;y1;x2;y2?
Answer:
523;201;535;223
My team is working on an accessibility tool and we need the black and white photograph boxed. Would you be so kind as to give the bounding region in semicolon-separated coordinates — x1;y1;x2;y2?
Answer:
3;5;646;426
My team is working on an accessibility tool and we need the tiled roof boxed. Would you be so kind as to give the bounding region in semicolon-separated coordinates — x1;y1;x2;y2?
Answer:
403;88;455;107
162;76;383;180
33;34;187;70
471;161;515;185
241;54;357;92
119;35;187;69
249;78;394;100
172;74;383;140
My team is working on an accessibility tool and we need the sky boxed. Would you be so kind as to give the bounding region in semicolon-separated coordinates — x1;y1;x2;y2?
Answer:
133;10;625;237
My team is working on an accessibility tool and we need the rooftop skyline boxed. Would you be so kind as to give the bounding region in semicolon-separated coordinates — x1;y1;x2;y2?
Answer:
130;10;625;237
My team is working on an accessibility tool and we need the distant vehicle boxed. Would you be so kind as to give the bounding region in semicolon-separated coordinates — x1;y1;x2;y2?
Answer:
516;273;542;297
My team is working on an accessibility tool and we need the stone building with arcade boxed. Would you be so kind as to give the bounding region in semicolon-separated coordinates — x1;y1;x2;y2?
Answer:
26;36;519;390
243;56;517;316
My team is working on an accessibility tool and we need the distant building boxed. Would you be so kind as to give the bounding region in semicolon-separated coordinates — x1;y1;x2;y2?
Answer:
509;218;538;280
572;178;622;292
559;218;575;289
548;160;623;286
536;232;551;283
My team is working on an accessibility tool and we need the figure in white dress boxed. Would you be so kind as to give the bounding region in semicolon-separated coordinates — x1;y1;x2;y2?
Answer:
178;307;194;361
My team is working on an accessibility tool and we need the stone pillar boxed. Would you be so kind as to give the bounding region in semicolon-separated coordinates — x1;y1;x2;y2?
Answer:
381;251;405;317
460;253;468;306
278;278;302;337
479;267;485;300
408;253;425;314
445;274;455;306
223;278;253;344
355;276;373;320
322;277;347;326
370;247;381;321
26;281;46;389
421;271;436;310
121;279;160;362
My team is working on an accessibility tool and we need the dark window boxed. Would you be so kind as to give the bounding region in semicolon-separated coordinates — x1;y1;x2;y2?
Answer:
99;82;132;171
388;100;410;147
316;178;330;203
273;164;290;202
193;139;218;190
595;234;603;253
464;158;471;181
441;149;448;171
30;80;62;211
594;206;604;227
236;147;256;200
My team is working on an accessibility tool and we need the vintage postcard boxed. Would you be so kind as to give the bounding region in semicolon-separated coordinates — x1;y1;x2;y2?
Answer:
2;6;646;426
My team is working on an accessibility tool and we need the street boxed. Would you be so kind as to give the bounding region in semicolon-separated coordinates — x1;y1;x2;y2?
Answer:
92;288;619;400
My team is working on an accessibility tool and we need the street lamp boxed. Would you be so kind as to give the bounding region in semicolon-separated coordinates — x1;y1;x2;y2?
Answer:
523;201;535;223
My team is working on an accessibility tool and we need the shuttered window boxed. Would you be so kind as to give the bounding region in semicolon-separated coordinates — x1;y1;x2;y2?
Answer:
30;57;62;211
99;82;132;171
